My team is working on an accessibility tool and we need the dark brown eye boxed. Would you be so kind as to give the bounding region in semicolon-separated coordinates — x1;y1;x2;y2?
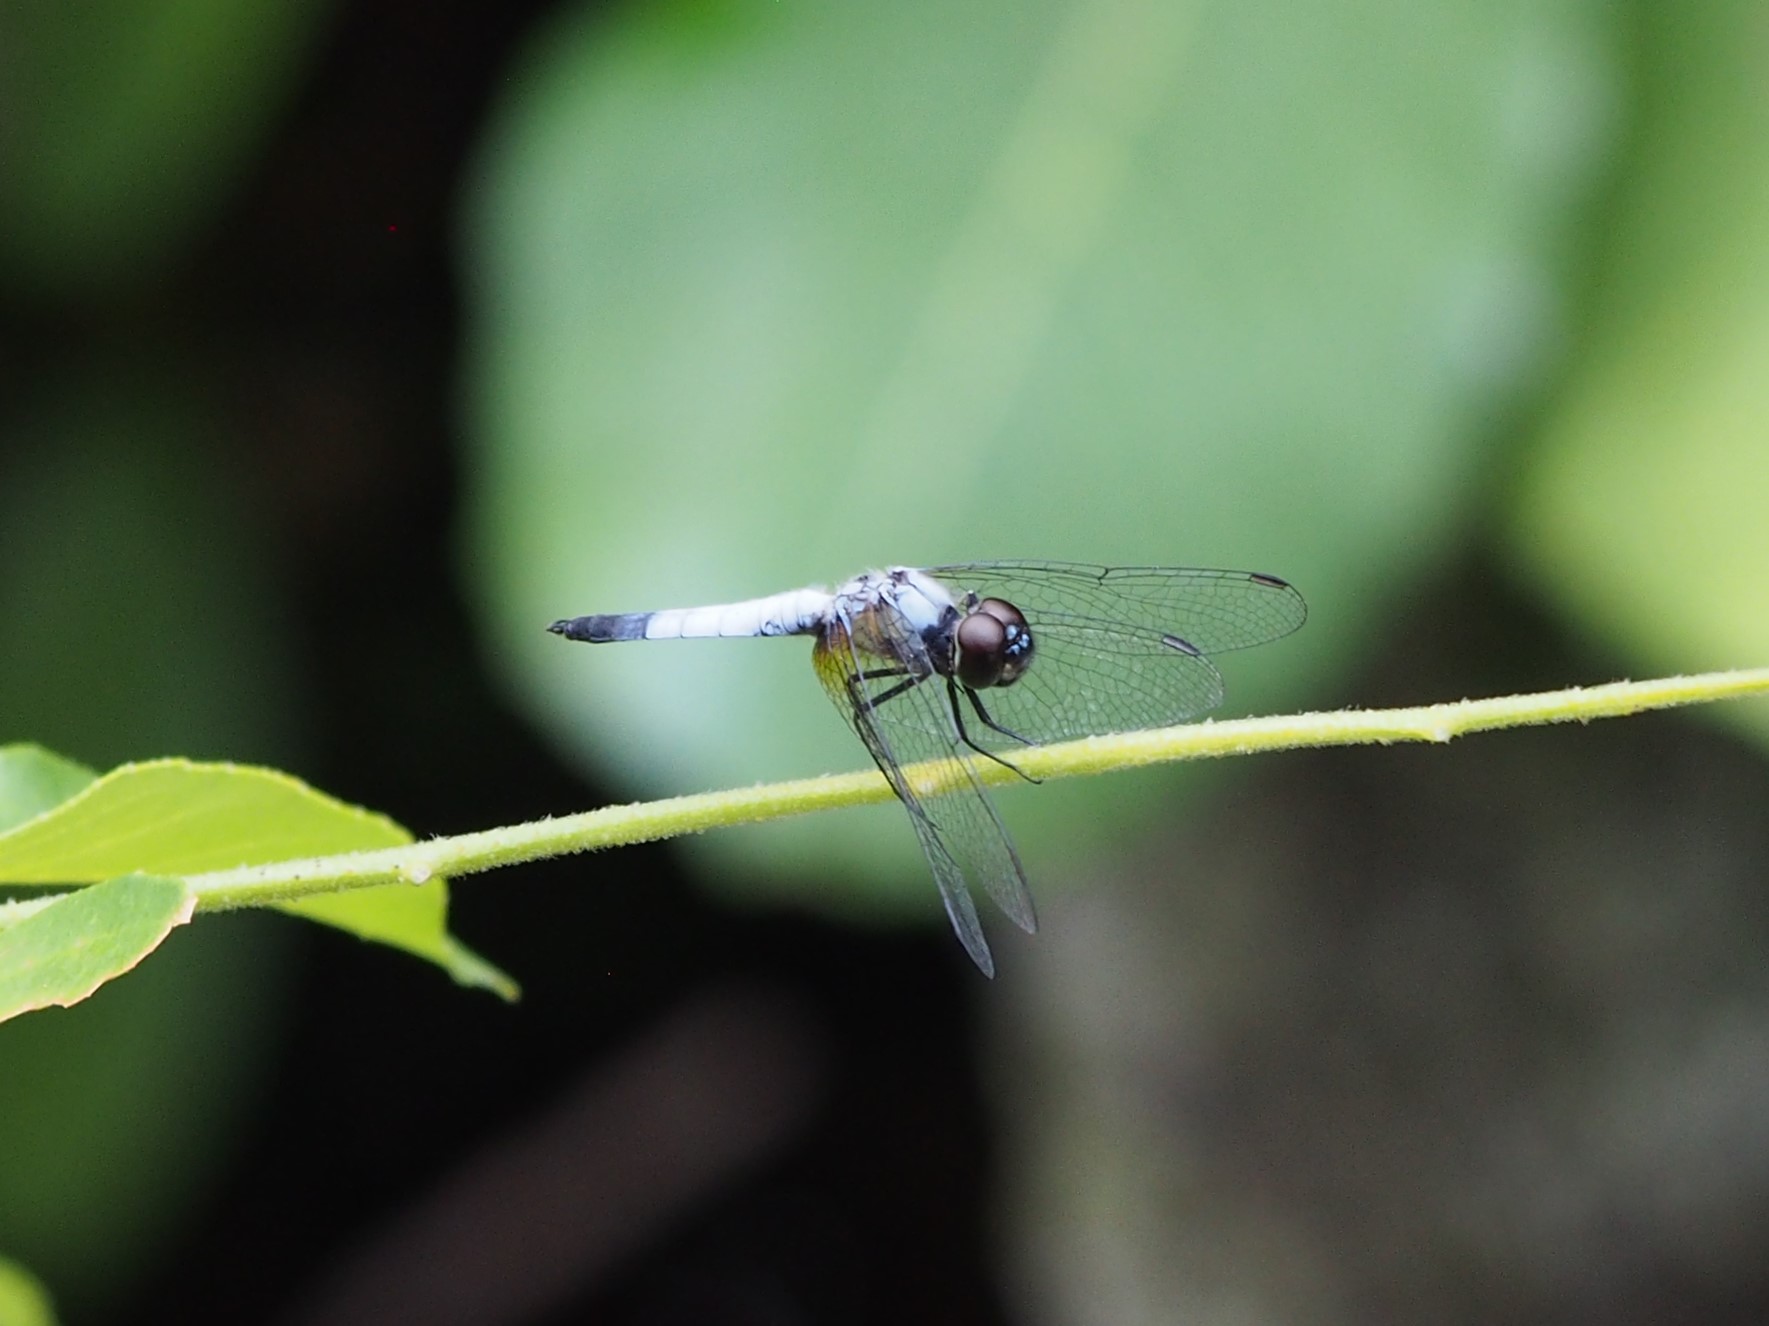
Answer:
954;598;1035;689
954;611;1007;688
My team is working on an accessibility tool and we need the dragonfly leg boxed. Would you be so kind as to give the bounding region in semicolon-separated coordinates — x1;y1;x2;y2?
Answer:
841;669;948;833
946;678;1040;784
854;665;921;709
963;687;1037;749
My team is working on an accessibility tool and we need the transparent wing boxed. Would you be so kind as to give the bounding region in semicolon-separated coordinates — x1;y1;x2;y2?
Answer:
926;561;1306;747
812;620;1037;978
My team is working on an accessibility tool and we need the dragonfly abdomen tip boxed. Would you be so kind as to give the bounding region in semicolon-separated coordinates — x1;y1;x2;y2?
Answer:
549;614;649;643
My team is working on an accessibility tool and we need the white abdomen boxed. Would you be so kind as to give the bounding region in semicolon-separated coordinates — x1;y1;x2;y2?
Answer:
643;587;834;639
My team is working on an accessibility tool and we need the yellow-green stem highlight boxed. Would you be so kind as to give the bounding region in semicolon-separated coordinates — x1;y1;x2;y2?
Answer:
178;666;1769;910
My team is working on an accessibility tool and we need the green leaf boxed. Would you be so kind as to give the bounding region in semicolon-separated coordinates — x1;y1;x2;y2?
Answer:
0;759;413;882
0;1255;57;1326
0;747;97;835
0;758;514;1002
0;875;195;1023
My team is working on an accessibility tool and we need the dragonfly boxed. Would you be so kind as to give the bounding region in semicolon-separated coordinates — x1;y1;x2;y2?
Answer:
550;561;1305;976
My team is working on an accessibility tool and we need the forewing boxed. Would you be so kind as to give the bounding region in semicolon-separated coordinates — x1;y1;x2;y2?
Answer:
928;561;1306;744
812;621;1037;976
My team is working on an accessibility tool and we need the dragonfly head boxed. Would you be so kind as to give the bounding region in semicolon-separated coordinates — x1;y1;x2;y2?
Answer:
953;598;1035;690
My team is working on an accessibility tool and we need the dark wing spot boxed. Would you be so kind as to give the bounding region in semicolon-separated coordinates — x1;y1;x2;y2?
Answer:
550;614;650;643
1248;572;1292;589
1160;633;1203;656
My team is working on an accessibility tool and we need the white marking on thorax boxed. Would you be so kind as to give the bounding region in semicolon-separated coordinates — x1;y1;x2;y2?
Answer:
831;569;955;619
889;568;959;632
831;567;958;663
642;586;834;640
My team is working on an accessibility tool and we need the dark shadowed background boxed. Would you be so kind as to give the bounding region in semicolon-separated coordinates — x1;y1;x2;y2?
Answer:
3;1;1769;1323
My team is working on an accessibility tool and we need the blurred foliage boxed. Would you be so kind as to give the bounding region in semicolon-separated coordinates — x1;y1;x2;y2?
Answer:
463;0;1616;913
0;363;310;1318
1;4;338;1308
0;363;298;769
0;0;338;302
0;1255;57;1326
0;910;286;1318
2;0;1768;1316
1510;0;1769;743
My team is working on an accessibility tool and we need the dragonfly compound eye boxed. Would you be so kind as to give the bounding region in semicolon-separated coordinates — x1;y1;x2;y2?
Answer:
956;599;1035;688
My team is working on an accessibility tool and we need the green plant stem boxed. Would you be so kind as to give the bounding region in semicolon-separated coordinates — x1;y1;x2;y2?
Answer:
173;666;1769;910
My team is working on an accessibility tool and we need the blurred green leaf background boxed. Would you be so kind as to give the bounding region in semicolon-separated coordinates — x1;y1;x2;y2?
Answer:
4;0;1769;1319
465;0;1627;912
